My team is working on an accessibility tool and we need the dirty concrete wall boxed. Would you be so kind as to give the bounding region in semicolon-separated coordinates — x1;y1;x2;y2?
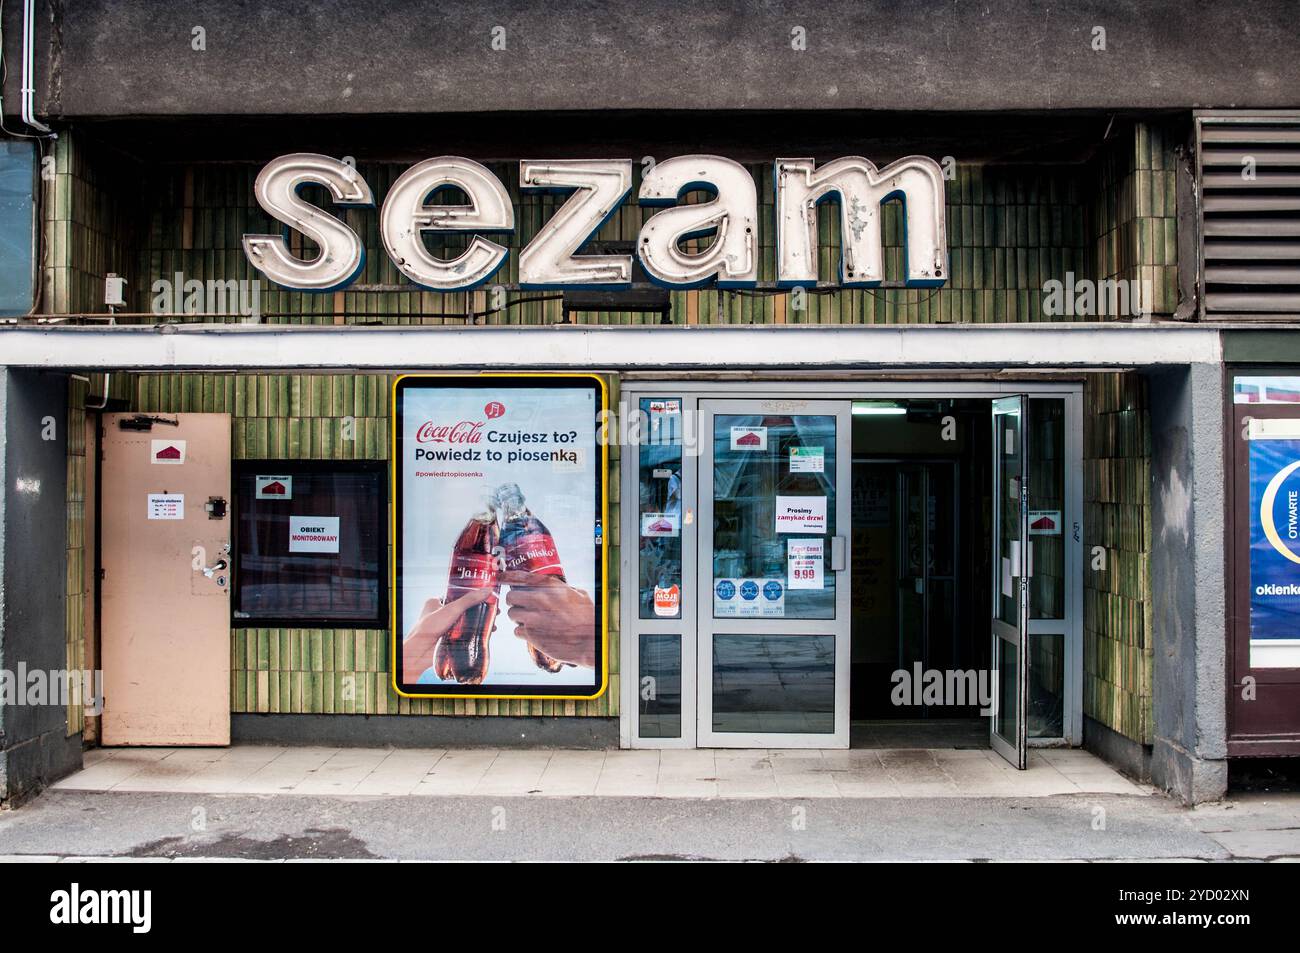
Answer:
0;368;80;804
38;1;1300;118
1148;363;1228;804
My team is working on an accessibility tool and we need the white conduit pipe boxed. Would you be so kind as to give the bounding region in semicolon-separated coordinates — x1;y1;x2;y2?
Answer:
21;0;52;133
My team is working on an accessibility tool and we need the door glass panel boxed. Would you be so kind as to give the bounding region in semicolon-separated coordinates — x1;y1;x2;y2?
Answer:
991;395;1027;765
997;636;1018;743
1028;634;1065;738
925;464;958;673
898;467;925;666
638;634;682;739
996;406;1024;627
712;414;836;619
1027;398;1065;620
638;398;683;620
712;634;835;733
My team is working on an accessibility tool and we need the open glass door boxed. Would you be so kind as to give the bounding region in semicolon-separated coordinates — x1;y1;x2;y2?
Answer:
991;396;1031;768
698;400;852;747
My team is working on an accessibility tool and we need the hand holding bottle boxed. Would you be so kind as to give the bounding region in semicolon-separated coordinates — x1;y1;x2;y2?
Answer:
501;569;597;669
403;589;495;684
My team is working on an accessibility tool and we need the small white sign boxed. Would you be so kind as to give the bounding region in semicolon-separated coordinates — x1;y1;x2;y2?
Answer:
147;493;184;520
289;515;340;553
1029;509;1062;535
255;474;293;500
730;426;768;451
150;439;186;465
787;538;825;590
789;446;824;473
775;495;827;534
641;512;681;538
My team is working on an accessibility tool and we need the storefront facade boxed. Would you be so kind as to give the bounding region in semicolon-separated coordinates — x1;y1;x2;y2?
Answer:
1;0;1298;806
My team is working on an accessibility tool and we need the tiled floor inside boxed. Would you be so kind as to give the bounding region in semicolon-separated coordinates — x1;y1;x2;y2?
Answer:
53;745;1151;798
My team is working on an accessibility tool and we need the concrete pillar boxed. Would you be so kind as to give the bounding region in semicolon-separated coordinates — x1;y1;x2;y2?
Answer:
0;368;80;805
1147;363;1229;804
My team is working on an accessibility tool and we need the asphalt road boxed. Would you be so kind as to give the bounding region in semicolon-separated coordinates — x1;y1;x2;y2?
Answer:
0;790;1290;862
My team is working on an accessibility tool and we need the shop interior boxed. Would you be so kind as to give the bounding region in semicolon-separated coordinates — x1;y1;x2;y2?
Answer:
849;398;994;748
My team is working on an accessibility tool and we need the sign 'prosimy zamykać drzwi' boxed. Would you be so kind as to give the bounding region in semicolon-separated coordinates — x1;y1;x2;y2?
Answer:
240;155;948;292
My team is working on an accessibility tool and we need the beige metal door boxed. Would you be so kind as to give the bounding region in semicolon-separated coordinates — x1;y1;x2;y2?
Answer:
101;413;232;745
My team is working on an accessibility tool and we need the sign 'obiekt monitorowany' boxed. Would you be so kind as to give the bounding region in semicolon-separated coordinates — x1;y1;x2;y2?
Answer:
241;154;948;292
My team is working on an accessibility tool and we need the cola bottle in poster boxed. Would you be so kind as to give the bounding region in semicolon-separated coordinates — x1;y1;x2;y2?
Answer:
432;509;501;684
493;482;573;673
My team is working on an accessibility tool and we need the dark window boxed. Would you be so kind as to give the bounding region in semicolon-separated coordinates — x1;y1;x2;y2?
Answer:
233;461;387;627
0;141;36;316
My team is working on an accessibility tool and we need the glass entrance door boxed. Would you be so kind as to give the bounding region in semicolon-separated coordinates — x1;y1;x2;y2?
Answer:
698;400;853;747
991;396;1031;768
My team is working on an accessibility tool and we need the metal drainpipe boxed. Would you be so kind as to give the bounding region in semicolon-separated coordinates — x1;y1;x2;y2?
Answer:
21;0;53;134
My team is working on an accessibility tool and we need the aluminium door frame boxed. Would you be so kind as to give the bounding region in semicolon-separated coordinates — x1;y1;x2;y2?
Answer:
695;397;853;748
620;380;1083;749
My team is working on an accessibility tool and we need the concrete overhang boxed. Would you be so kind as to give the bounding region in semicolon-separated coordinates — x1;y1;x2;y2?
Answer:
0;322;1225;372
14;1;1300;120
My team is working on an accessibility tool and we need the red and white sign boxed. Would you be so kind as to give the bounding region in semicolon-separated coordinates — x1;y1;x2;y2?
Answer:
787;538;825;590
653;584;680;617
150;439;186;464
255;474;293;500
640;512;680;538
775;495;827;534
730;426;768;451
289;515;340;553
415;420;485;444
147;493;184;520
1029;509;1062;535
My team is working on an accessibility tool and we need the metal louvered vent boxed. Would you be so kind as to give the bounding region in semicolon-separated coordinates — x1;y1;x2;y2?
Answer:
1197;116;1300;319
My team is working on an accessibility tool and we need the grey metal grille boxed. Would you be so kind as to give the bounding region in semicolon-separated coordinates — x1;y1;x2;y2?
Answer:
1198;116;1300;319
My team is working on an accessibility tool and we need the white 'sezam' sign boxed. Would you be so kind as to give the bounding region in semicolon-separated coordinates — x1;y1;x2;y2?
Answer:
242;154;947;293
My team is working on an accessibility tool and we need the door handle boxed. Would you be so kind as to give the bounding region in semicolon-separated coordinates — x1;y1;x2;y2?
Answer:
201;558;229;579
830;536;846;571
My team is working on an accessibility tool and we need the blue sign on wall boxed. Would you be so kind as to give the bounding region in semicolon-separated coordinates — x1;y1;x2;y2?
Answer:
1249;436;1300;642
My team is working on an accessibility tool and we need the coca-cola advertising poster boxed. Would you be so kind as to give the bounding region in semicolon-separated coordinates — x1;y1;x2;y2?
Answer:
393;375;607;698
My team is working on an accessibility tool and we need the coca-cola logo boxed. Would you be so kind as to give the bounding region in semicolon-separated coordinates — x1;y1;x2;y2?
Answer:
484;401;506;419
415;420;485;444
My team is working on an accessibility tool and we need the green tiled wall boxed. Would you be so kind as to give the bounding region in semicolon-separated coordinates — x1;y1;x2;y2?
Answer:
43;135;140;316
1083;372;1153;744
1091;122;1180;316
129;373;620;718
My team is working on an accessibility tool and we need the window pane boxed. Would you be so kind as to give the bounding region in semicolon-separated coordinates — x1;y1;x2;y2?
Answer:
234;464;386;625
638;635;682;738
995;636;1017;745
1028;634;1065;738
638;398;683;619
1233;376;1300;404
996;406;1023;626
0;141;35;316
1028;399;1066;619
712;634;835;734
713;414;836;620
